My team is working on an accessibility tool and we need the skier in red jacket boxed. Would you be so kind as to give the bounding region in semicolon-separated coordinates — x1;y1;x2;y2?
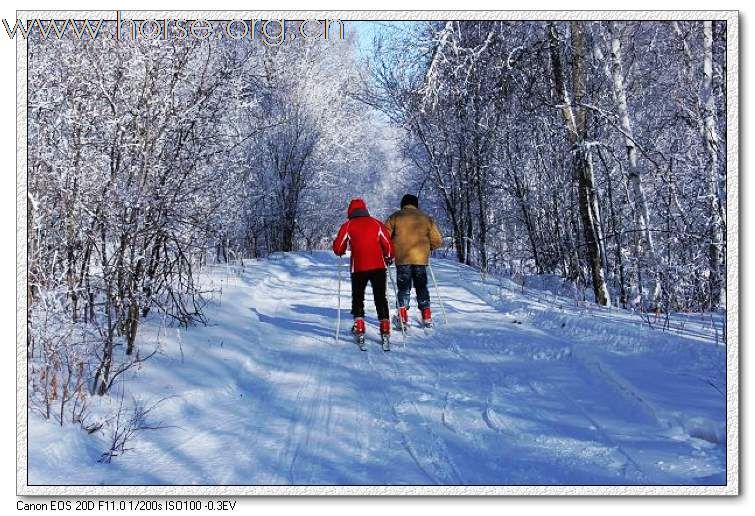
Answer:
332;198;394;350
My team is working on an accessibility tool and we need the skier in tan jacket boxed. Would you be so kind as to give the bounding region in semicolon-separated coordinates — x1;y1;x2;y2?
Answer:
385;194;443;329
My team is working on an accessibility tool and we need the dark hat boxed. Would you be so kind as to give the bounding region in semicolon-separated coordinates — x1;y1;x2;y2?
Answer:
400;194;419;208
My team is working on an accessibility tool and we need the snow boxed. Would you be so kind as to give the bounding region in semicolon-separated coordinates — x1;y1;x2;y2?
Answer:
28;251;726;486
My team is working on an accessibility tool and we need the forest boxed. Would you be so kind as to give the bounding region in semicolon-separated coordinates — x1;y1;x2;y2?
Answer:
26;19;727;427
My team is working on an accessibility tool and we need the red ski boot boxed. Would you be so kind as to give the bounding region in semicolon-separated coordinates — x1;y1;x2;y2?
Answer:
394;306;409;332
379;319;391;352
421;307;433;329
351;318;366;350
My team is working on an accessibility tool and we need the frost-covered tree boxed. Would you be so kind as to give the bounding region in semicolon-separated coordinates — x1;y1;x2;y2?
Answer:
27;22;377;412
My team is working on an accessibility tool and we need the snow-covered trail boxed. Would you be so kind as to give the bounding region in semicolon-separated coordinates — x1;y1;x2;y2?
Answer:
29;252;726;486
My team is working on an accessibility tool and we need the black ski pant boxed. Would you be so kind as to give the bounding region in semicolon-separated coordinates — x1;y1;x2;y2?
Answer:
351;268;389;321
396;264;431;310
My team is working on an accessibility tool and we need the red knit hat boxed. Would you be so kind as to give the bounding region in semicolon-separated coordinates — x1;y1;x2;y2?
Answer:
347;198;368;218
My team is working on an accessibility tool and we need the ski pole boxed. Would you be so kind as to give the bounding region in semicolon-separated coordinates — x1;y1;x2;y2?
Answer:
428;261;448;325
336;255;343;343
387;263;406;346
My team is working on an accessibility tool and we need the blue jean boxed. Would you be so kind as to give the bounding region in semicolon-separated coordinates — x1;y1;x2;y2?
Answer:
395;265;431;310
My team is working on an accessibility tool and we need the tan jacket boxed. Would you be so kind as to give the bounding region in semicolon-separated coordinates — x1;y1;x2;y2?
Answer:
385;206;443;266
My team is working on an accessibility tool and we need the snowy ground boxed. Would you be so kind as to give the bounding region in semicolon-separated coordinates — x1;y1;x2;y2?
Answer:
28;252;726;486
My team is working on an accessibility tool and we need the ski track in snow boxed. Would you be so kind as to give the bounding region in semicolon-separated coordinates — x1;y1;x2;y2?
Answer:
28;252;726;486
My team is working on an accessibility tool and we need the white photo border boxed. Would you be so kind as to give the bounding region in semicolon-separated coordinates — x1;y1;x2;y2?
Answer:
15;9;739;496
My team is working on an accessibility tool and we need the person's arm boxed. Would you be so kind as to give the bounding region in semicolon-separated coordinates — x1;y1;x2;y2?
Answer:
429;218;443;251
332;221;350;256
384;214;395;238
378;221;394;261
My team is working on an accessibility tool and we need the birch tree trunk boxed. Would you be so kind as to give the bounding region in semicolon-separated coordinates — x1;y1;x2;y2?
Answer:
606;21;662;307
548;22;611;306
702;21;724;307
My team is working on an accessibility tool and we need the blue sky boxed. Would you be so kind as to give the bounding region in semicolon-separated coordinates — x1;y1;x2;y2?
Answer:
347;20;420;57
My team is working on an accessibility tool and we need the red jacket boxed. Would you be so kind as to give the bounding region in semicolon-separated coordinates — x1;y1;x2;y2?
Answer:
332;199;394;273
